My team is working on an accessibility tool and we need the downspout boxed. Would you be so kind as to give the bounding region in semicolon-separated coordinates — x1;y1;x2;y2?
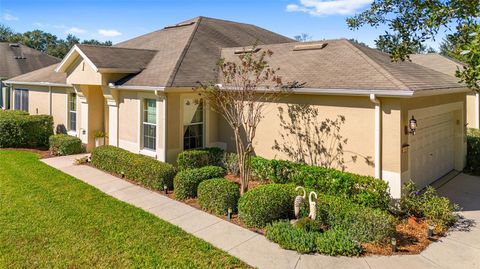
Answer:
369;94;382;179
163;94;168;162
476;92;480;129
48;86;52;116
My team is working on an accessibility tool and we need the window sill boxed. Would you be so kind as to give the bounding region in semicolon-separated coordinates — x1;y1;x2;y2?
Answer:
140;148;157;158
67;130;77;137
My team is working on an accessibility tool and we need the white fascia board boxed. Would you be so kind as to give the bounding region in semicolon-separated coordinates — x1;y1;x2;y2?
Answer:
3;80;72;88
109;85;166;92
289;87;469;97
55;45;99;73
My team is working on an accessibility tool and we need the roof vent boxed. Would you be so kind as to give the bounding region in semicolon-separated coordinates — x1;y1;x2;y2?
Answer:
9;43;20;47
164;21;195;29
293;43;328;51
14;55;26;59
234;47;261;54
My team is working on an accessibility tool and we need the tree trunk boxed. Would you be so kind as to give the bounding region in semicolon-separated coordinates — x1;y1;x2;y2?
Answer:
234;131;250;195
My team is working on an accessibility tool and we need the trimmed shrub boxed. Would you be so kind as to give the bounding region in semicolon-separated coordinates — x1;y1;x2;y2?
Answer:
0;110;53;148
266;221;320;253
249;156;391;209
315;229;363;256
400;181;459;229
177;147;224;170
222;152;240;176
49;134;83;156
467;128;480;172
238;184;295;228
91;145;176;190
316;194;396;243
198;178;240;215
174;166;225;200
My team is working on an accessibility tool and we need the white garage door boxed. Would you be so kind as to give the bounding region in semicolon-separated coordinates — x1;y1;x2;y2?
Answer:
410;111;455;189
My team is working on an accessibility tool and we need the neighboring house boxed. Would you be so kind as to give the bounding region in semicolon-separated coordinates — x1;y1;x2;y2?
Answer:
0;43;60;109
4;17;469;198
410;54;478;128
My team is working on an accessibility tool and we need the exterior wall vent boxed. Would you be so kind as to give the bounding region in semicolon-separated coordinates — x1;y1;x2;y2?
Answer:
164;21;195;29
234;47;261;54
293;43;328;51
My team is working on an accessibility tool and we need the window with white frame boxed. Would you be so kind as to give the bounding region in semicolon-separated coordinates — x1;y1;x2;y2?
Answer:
183;98;204;150
13;89;28;111
143;99;157;150
68;92;77;131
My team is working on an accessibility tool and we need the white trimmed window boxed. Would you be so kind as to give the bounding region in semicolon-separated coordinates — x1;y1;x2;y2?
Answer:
143;99;157;150
183;98;204;150
68;92;77;131
13;89;28;112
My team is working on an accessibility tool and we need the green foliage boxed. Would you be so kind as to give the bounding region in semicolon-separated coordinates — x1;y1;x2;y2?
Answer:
91;145;176;191
49;134;83;156
400;181;459;228
249;156;391;209
198;178;240;215
0;110;53;148
176;147;224;170
266;220;363;256
467;128;480;172
221;152;240;176
265;221;320;253
315;229;363;256
0;24;112;58
238;184;295;228
174;166;225;200
316;194;396;243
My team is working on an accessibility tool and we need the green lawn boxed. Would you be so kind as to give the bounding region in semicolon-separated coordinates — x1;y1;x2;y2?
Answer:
0;150;249;268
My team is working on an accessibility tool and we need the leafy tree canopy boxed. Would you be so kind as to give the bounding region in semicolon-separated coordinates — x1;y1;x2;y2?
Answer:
0;24;112;58
347;0;480;90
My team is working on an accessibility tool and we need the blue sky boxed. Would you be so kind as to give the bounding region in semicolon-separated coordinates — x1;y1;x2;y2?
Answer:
0;0;446;49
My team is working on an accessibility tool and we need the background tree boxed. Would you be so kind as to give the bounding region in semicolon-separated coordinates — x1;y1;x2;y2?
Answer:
294;33;312;42
198;47;297;194
347;0;480;90
0;24;112;58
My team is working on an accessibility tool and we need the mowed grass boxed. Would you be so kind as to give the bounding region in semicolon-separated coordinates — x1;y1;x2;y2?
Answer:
0;150;249;268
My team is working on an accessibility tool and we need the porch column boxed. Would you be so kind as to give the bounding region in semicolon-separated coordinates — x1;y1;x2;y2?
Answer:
102;86;119;147
75;86;89;144
156;92;167;162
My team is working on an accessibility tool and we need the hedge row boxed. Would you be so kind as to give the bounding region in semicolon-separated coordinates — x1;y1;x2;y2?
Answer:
198;178;240;215
49;134;83;156
173;166;225;200
0;110;53;148
91;145;176;190
249;156;390;209
176;147;224;170
467;128;480;172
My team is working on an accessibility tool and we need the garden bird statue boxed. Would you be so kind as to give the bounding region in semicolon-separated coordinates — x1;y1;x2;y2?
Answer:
294;186;306;218
308;191;318;220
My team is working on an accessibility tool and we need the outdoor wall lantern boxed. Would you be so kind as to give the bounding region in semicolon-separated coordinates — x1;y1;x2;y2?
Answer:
408;116;418;135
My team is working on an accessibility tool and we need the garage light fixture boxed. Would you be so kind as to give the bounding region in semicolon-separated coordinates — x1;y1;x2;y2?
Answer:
408;116;417;135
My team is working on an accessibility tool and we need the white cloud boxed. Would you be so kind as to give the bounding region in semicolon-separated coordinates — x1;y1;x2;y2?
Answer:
98;29;122;37
286;0;372;16
66;27;87;34
2;12;19;21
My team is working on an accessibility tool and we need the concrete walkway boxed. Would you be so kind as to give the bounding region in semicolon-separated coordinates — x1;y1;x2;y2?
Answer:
42;155;480;269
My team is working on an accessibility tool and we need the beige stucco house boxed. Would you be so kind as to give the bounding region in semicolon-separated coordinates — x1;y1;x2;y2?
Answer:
4;17;469;198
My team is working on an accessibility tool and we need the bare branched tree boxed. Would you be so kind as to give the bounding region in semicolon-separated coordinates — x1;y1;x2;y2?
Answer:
198;46;298;194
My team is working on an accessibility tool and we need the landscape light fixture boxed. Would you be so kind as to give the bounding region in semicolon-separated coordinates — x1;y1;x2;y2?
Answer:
391;237;397;252
408;116;418;135
120;171;125;178
428;225;434;238
163;184;168;195
227;208;232;221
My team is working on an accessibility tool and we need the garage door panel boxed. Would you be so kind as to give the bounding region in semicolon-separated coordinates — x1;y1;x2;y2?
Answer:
410;112;455;189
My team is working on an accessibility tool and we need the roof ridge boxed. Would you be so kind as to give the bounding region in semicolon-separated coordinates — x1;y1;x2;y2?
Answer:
166;16;203;87
343;40;409;90
78;43;158;52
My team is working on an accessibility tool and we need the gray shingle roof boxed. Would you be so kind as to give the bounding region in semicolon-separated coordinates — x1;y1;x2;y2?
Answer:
0;43;60;79
5;63;67;85
220;39;464;91
410;53;465;77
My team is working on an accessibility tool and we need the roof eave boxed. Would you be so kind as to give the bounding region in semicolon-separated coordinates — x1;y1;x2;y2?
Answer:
55;45;99;73
109;84;166;91
3;80;71;87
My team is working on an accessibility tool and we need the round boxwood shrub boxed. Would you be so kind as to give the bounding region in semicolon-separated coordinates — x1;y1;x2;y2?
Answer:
174;166;225;200
91;145;176;190
238;184;295;228
49;134;83;156
198;178;240;215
